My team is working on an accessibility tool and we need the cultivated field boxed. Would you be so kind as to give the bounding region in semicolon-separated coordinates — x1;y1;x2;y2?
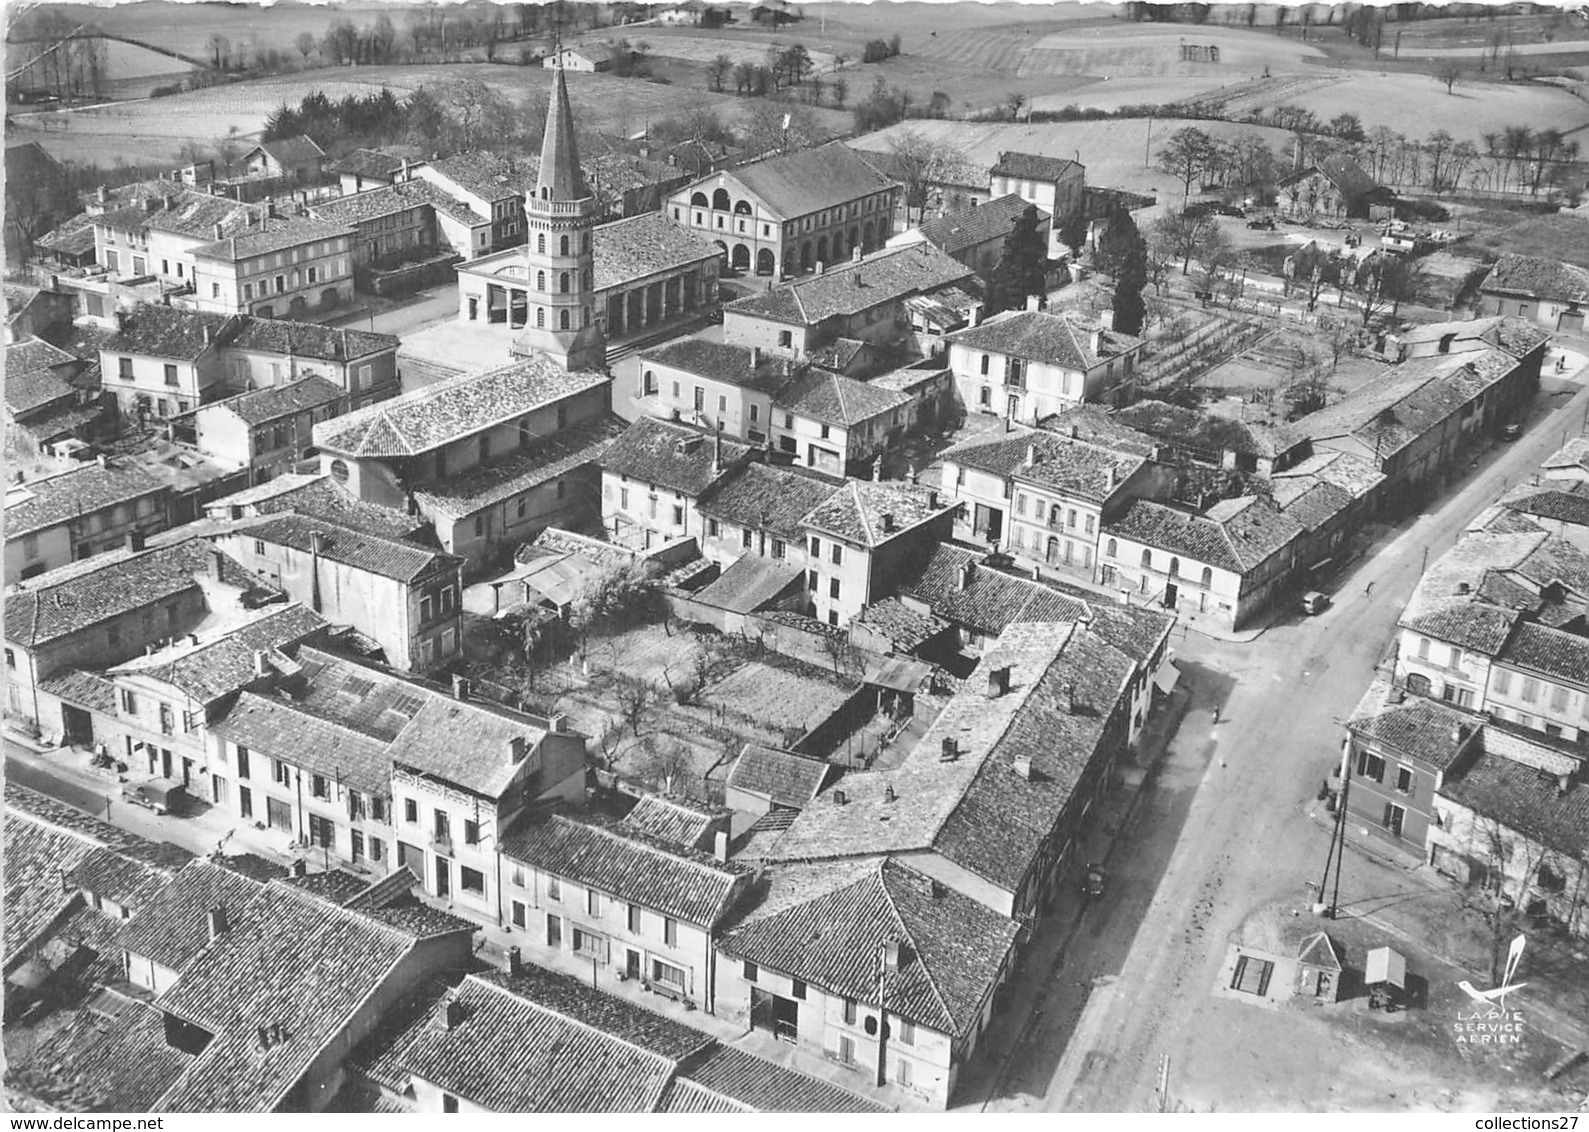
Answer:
1023;23;1326;78
6;62;851;166
853;116;1298;199
603;29;838;72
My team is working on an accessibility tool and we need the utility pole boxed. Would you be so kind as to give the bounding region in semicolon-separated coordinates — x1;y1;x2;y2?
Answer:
1156;1053;1171;1112
1144;115;1154;169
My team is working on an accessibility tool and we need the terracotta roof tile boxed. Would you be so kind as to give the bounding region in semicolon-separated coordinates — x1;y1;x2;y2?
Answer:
599;416;751;497
725;745;831;809
916;193;1047;257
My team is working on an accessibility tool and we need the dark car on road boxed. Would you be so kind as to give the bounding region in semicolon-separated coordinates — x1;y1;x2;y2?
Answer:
1246;216;1276;230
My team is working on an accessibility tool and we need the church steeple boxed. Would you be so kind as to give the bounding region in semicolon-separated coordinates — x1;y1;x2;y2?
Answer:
513;50;605;374
536;54;588;204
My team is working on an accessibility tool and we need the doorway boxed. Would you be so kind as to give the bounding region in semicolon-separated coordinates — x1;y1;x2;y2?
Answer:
435;856;451;899
1163;582;1178;609
625;949;642;981
239;786;253;820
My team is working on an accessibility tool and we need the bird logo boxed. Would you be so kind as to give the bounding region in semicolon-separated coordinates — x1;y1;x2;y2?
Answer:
1457;934;1527;1012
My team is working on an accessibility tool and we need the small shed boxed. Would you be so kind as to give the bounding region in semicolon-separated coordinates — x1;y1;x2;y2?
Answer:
1295;931;1342;1002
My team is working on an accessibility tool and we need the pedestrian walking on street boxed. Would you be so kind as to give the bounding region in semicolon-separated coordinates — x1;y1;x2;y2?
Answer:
1212;705;1220;725
1364;581;1375;599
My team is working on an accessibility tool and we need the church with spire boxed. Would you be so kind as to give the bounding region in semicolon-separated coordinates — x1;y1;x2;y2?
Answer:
511;54;606;374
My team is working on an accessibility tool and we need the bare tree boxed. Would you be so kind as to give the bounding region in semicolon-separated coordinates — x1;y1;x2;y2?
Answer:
295;31;317;68
707;52;732;93
886;129;971;226
638;735;698;796
1436;60;1462;95
615;679;657;738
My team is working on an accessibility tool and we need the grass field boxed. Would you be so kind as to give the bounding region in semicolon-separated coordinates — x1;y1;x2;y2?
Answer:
7;62;851;166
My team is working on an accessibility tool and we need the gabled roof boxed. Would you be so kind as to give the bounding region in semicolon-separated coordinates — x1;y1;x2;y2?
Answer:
707;141;895;221
1039;403;1160;457
5;362;78;417
209;691;393;796
620;794;724;849
1347;677;1481;772
1106;496;1302;575
393;968;710;1112
501;812;749;927
227;318;398;363
208;473;428;540
1498;621;1589;688
697;461;844;540
116;858;268;974
1115;399;1302;460
990;151;1083;184
690;553;803;614
190;217;354;261
915;193;1048;257
108;602;326;703
888;541;1090;637
423;151;537;203
1278;480;1355;534
950;308;1142;371
234;513;457;583
800;478;949;547
1503;481;1589;530
636;337;795;394
254;136;325;167
1439;749;1589;861
593;212;721;292
667;1044;887;1112
309;174;488;228
1278;151;1382;200
312;356;607;458
725;745;831;808
1481;253;1589;305
103;305;233;361
600;416;750;497
775;366;911;426
411;415;627;521
725;243;974;327
199;375;343;426
720;858;1019;1037
326;147;415;180
944;424;1143;503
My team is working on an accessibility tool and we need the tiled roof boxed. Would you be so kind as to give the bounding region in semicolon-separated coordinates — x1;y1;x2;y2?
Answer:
1038;404;1160;457
850;595;950;651
1279;480;1355;533
721;859;1019;1037
6;336;77;375
593;211;721;292
190;217;354;262
16;994;195;1112
712;141;895;220
1270;449;1386;501
37;668;117;714
620;794;724;849
411;415;626;520
208;474;426;540
801;478;949;547
153;881;431;1111
1440;748;1589;859
107;602;326;703
1498;621;1589;688
916;193;1047;257
3;539;264;649
656;1078;749;1113
422;151;537;202
1105;497;1302;574
116;858;267;974
256;136;325;167
1347;678;1481;772
208;691;392;796
945;425;1141;503
239;513;457;583
1115;400;1302;460
950;308;1142;371
104;190;257;240
600;416;750;496
501;812;748;927
637;336;796;394
67;844;181;912
34;210;99;256
1481;253;1589;304
5;460;166;539
584;151;685;195
691;554;803;614
3;812;103;965
283;867;370;904
698;462;844;540
201;375;344;426
313;356;607;458
725;745;830;808
1504;482;1589;530
286;646;551;798
228;318;398;363
990;151;1082;184
326;147;412;180
103;304;233;361
673;1045;887;1112
310;177;487;227
4;781;189;863
776;366;910;426
1278;151;1381;200
394;969;711;1112
806;336;870;373
5;365;78;417
891;542;1089;637
725;243;974;327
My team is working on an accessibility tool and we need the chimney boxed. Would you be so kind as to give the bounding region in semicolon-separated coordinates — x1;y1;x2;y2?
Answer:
940;737;958;762
881;511;895;533
713;423;723;473
440;997;466;1030
508;946;523;976
957;562;974;591
1105;465;1117;491
206;906;229;941
1060;681;1075;715
1013;753;1034;780
884;782;896;804
212;222;223;240
714;829;729;861
986;664;1010;699
208;545;225;579
257;1025;272;1050
1069;423;1079;439
203;324;213;347
189;634;200;646
1559;773;1573;797
927;489;939;508
254;649;271;678
1091;328;1104;356
97;453;108;467
1026;443;1039;468
814;261;824;275
873;455;884;483
851;245;862;263
883;939;901;970
290;858;307;878
1452;724;1467;744
833;789;848;805
1026;293;1042;313
750;346;762;368
452;674;470;701
508;735;528;763
309;530;329;556
853;270;863;287
125;530;145;552
929;879;947;899
96;184;108;204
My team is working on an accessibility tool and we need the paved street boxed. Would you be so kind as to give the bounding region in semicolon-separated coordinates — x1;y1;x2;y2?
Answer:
326;284;457;339
984;360;1589;1113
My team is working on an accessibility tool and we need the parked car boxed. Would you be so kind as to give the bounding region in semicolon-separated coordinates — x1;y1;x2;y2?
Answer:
1214;203;1246;218
1301;591;1332;616
122;777;188;817
1502;422;1523;441
1184;200;1217;219
1246;217;1276;230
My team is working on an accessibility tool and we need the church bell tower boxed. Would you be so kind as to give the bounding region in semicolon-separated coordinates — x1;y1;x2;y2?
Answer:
513;54;605;373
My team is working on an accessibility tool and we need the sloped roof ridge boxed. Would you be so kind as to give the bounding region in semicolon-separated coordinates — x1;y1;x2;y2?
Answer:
874;863;955;1030
471;972;698;1067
